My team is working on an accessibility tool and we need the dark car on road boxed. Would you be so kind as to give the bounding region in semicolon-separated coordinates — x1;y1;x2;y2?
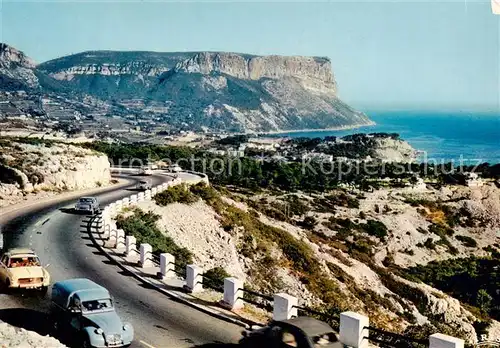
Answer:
50;278;134;348
239;317;341;348
75;197;100;215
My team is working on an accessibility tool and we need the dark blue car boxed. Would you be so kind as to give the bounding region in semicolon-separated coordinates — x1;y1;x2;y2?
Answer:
50;278;134;348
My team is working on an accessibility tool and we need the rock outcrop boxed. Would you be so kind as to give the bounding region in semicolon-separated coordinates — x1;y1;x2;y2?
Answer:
0;140;111;207
174;52;336;92
0;322;66;348
0;43;39;89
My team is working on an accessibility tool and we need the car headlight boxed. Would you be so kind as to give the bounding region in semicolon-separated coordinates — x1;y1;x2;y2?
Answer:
95;328;104;335
123;323;132;331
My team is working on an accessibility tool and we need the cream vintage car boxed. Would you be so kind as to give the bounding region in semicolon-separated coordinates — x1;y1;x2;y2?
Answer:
0;248;50;293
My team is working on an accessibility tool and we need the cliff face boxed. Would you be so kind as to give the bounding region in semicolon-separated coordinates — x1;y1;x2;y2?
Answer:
0;140;111;207
0;43;39;89
174;52;336;92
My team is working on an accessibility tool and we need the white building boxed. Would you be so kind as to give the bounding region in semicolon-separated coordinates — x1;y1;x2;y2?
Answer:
465;172;483;187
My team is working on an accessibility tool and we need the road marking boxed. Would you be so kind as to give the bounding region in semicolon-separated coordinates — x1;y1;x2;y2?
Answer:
139;340;156;348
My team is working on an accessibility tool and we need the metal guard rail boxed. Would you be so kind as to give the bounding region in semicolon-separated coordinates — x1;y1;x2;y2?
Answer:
365;326;428;348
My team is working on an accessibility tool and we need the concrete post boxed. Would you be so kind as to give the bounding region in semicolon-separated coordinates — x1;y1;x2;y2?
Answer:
339;311;369;348
162;183;169;190
115;229;125;251
159;253;175;279
129;194;137;204
122;197;130;207
429;334;464;348
151;187;157;196
125;236;137;256
144;190;152;200
140;243;153;268
108;229;117;248
109;203;116;215
222;277;244;310
114;200;122;213
103;224;111;239
185;265;203;293
137;192;145;202
273;293;298;321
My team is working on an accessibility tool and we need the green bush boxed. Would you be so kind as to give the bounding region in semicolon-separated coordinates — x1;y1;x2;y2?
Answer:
154;184;198;205
402;257;500;321
361;220;389;239
203;267;231;290
116;208;193;270
300;216;318;230
456;235;478;248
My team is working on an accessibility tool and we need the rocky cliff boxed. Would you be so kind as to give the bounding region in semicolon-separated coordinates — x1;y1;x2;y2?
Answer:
1;43;373;132
0;139;111;207
0;44;39;89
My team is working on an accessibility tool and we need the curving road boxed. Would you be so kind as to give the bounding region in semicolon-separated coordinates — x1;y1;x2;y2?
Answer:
0;173;242;348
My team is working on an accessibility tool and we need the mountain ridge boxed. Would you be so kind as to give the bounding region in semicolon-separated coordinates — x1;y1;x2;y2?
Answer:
0;43;373;133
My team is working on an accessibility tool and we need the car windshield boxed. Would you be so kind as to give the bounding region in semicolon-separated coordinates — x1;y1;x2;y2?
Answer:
81;298;113;313
140;181;148;184
8;256;41;267
79;198;93;203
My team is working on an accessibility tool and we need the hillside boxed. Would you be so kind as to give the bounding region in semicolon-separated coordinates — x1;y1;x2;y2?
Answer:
0;43;373;133
125;182;500;345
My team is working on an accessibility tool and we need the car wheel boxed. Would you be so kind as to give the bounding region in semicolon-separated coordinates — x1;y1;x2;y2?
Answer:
1;279;11;294
81;335;92;348
39;286;48;296
52;319;59;333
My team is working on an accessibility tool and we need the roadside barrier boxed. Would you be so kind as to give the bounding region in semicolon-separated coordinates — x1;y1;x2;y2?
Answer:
94;173;466;348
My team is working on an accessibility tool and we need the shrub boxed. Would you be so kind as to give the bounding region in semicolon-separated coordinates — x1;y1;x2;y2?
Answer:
300;216;318;230
203;267;230;291
116;208;193;270
423;238;436;250
402;257;500;321
154;184;198;205
362;220;388;239
456;235;478;248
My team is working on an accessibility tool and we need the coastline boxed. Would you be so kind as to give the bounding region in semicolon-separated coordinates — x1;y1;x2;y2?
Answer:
254;120;377;137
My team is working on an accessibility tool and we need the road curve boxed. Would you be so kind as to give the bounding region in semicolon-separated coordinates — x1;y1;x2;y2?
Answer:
0;173;242;348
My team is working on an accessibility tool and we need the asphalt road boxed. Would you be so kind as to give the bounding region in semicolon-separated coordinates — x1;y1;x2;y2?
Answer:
0;173;242;348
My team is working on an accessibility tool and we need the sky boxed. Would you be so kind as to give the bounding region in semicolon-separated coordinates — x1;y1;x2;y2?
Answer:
0;0;499;112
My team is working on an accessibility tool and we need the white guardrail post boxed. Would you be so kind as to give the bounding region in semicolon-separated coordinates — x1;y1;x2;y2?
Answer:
159;253;175;279
115;229;126;252
339;311;369;348
140;243;153;268
273;293;298;321
429;334;464;348
185;265;203;293
130;194;137;204
222;277;244;310
125;236;137;257
137;192;145;202
144;190;152;200
109;229;117;248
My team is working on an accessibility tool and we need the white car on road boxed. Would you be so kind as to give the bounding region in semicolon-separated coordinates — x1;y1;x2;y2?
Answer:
138;167;153;176
136;179;152;191
167;165;182;173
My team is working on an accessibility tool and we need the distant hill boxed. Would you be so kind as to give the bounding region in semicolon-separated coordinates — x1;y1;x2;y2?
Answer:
1;43;373;133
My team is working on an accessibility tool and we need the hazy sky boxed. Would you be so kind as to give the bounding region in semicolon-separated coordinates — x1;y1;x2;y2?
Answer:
0;0;498;111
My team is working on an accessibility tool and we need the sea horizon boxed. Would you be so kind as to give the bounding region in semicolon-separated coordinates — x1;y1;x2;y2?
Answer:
266;111;500;165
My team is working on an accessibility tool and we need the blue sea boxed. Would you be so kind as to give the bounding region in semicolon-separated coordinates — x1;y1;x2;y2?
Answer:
274;111;500;165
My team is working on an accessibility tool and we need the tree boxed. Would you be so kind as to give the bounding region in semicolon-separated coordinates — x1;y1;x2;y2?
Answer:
476;289;492;313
